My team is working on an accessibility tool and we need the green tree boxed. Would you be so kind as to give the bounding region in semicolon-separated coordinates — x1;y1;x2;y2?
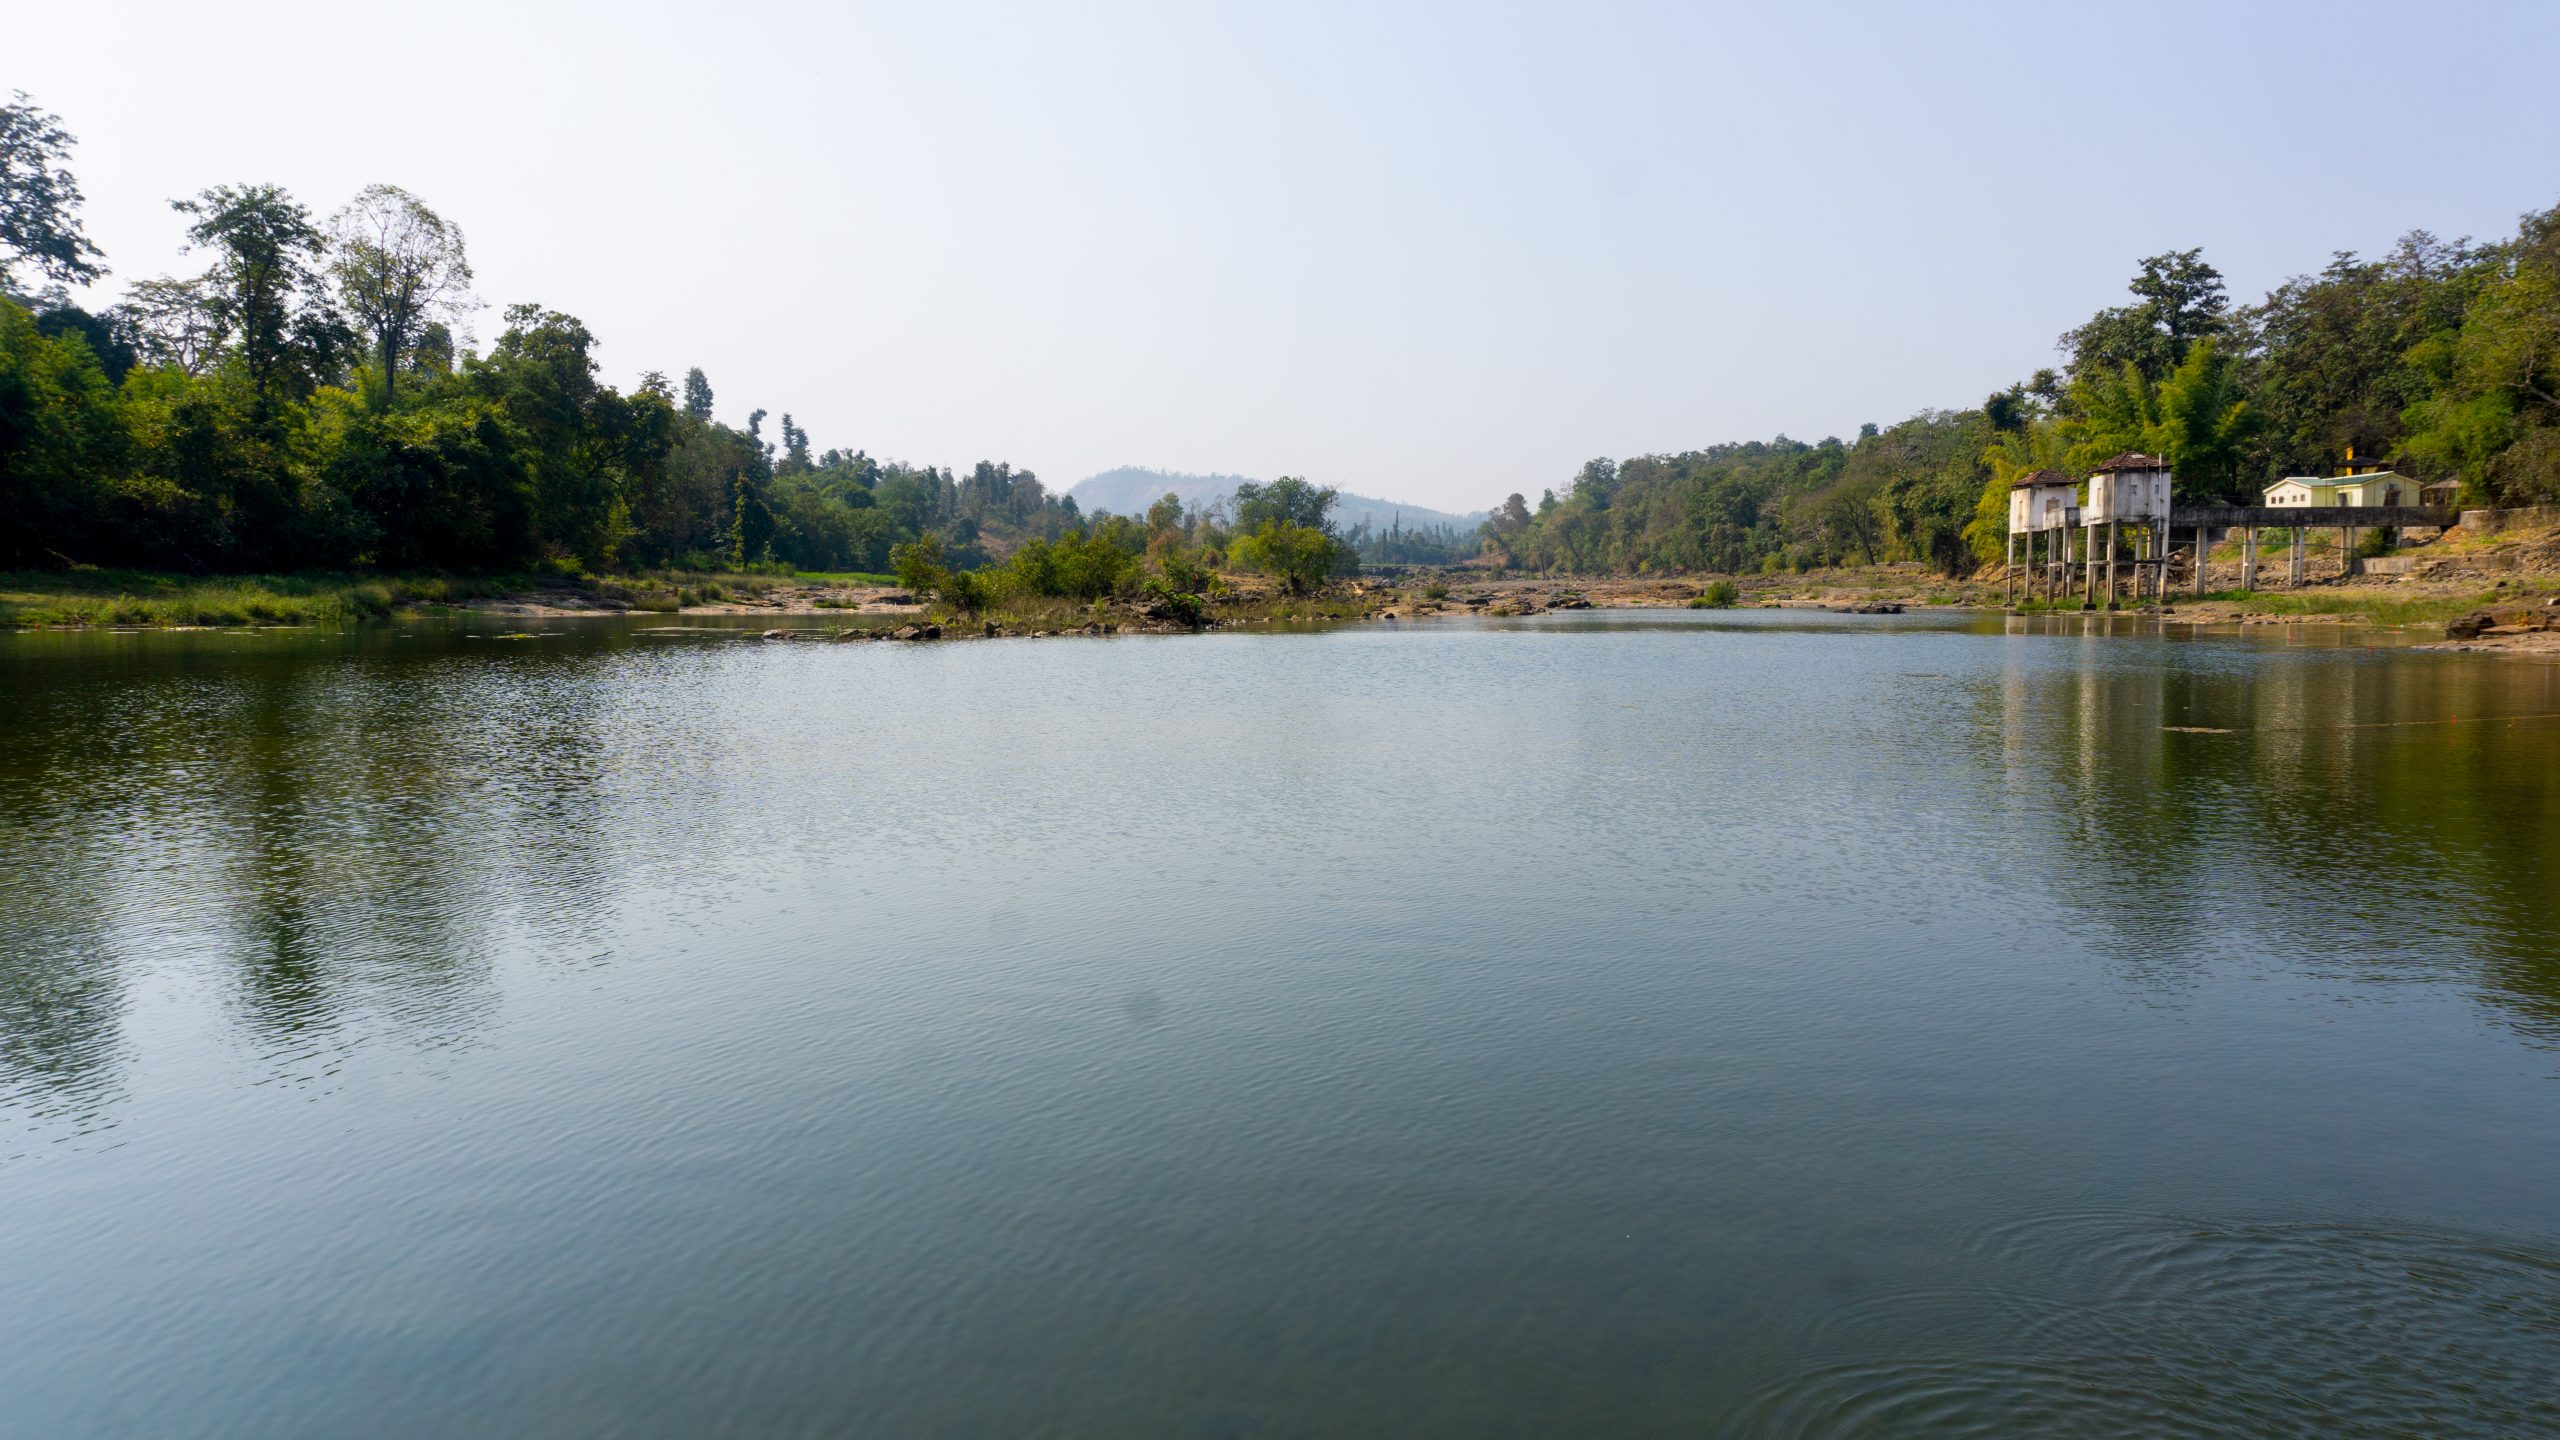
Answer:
2063;249;2229;382
681;367;714;421
2238;237;2478;481
115;275;229;374
1233;476;1338;533
2148;338;2260;501
1229;520;1343;594
891;532;950;594
313;388;531;568
777;413;812;474
472;304;670;568
327;184;474;402
2402;204;2560;505
2059;340;2260;503
172;184;345;416
0;92;104;289
0;297;126;563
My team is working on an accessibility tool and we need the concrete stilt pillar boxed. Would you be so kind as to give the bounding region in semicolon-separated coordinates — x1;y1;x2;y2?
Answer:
2106;520;2120;606
2241;525;2255;592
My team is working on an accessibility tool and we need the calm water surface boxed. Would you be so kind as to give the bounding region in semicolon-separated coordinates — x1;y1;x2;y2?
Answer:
4;611;2558;1437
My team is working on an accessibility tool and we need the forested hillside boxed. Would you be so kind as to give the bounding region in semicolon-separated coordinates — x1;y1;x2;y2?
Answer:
1485;207;2560;576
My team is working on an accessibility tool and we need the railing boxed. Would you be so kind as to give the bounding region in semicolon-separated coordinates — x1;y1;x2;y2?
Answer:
2172;506;2452;528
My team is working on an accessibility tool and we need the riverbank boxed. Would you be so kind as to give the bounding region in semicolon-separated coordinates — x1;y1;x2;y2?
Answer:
0;567;1381;634
0;568;904;628
12;555;2557;655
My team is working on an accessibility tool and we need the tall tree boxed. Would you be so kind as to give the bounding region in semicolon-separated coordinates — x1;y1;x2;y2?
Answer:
2239;233;2485;482
2403;203;2560;504
2057;340;2260;502
114;275;229;374
2062;249;2230;382
172;184;343;414
0;92;105;289
681;367;714;421
1232;476;1339;533
778;412;812;474
327;184;473;401
476;304;627;565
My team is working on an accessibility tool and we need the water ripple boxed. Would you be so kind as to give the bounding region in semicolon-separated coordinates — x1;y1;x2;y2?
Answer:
1740;1210;2560;1438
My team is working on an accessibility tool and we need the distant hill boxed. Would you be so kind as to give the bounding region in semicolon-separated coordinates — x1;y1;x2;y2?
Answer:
1069;466;1484;536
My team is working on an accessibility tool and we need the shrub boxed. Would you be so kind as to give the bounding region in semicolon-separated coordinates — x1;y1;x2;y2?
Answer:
1422;578;1451;600
1138;576;1205;626
999;532;1140;601
1158;550;1213;595
1229;521;1343;596
940;569;991;613
1690;579;1740;608
891;534;951;596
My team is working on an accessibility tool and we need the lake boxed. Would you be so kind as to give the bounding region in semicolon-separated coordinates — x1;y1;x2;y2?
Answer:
4;610;2557;1437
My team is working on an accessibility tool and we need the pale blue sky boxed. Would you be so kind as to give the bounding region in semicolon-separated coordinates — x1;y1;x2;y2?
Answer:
19;0;2559;510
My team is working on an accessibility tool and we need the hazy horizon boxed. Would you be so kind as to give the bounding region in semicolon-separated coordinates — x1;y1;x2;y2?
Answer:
17;0;2559;512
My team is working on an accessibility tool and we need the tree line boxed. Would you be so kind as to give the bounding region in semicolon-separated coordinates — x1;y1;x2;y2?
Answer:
1482;206;2560;576
0;93;1130;578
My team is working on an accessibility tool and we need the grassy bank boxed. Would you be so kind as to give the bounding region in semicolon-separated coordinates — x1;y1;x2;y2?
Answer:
2003;582;2550;625
0;570;502;627
2191;584;2550;626
0;568;807;628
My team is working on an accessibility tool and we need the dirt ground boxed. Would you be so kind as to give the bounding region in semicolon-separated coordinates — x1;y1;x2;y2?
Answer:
446;516;2560;656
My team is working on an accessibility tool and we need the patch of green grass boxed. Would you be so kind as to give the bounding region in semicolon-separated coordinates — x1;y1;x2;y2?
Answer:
0;569;512;628
795;571;898;587
0;566;787;628
2193;585;2542;626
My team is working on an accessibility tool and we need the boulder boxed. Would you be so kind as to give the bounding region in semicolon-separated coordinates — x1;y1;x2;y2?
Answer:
889;622;942;641
2445;610;2497;640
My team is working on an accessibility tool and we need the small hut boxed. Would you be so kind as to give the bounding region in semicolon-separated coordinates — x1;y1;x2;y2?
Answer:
2083;453;2172;523
2003;470;2080;604
2006;470;2078;534
2081;454;2173;602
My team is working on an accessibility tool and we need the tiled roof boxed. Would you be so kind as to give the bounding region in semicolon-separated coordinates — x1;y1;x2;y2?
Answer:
2009;469;2075;490
2089;452;2166;473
